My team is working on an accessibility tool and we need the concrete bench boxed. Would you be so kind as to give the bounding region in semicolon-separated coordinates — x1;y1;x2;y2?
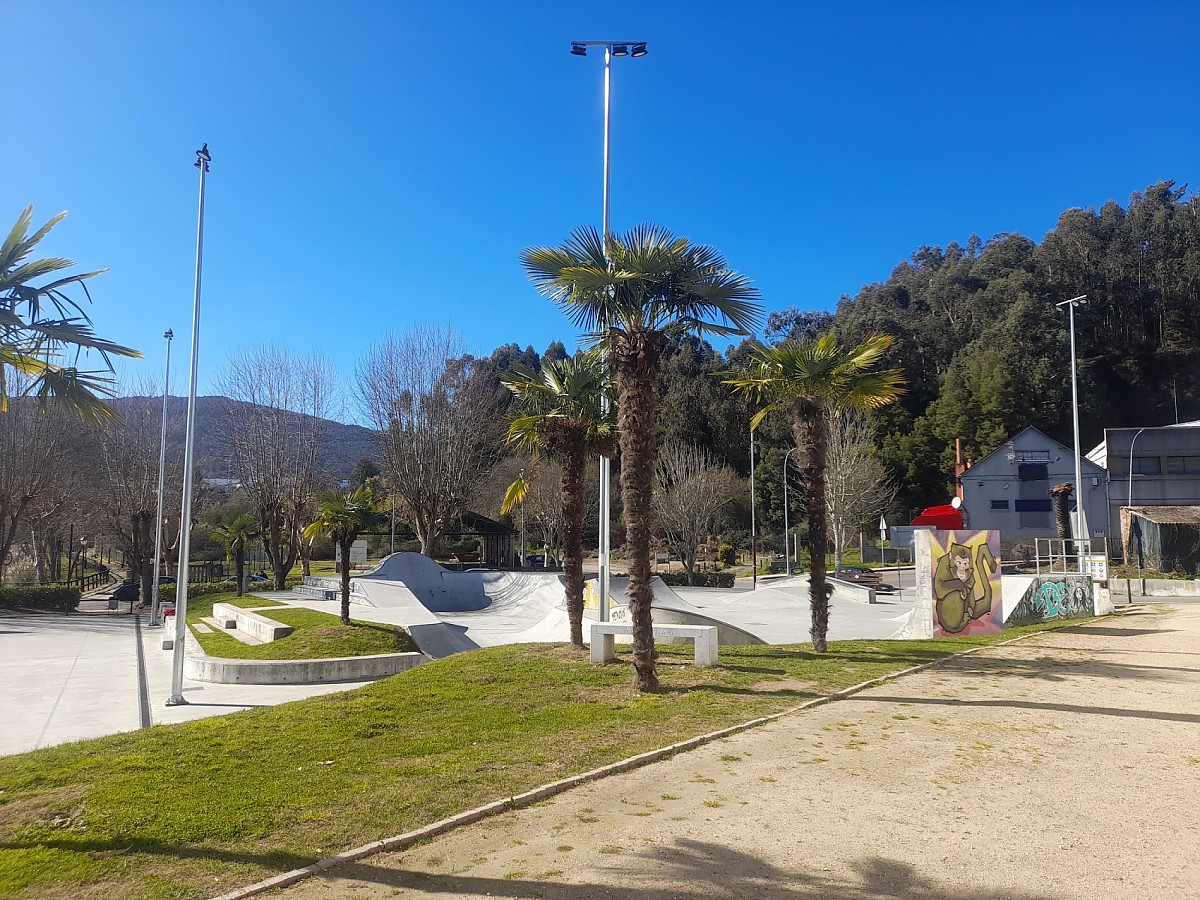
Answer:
590;622;718;666
211;603;294;643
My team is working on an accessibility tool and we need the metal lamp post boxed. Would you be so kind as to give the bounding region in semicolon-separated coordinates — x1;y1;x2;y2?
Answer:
570;39;647;622
749;427;757;589
168;143;211;707
149;328;174;626
782;446;797;575
1056;293;1089;553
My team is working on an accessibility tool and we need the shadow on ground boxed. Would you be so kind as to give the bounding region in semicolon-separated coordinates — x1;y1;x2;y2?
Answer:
307;839;1057;899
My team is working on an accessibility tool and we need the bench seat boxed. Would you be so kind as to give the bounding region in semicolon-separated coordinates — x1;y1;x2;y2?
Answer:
590;622;718;666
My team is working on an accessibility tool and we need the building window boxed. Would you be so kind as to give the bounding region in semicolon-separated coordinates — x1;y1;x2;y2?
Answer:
1015;451;1051;463
1014;499;1052;512
1018;463;1048;482
1166;456;1200;474
990;499;1010;510
1115;456;1164;476
1133;457;1161;475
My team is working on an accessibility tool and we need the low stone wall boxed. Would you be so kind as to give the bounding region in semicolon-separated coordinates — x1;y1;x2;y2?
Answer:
1109;577;1200;598
184;646;428;684
211;602;294;642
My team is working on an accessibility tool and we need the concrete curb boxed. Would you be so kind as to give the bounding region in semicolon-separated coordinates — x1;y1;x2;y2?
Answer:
209;614;1121;900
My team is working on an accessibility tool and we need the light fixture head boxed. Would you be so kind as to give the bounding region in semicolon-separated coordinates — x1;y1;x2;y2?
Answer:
195;143;211;162
164;328;173;340
631;42;648;57
570;42;587;56
612;44;629;56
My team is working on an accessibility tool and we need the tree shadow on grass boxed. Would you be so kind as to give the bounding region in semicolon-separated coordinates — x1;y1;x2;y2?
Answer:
308;838;1058;899
0;834;313;874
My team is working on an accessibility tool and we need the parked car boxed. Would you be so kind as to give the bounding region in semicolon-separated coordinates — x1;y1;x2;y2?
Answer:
525;554;560;569
156;575;177;585
111;581;140;610
832;566;883;585
873;582;897;594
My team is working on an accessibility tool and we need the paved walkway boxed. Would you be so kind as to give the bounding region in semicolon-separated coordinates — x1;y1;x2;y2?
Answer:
0;602;375;757
276;602;1200;900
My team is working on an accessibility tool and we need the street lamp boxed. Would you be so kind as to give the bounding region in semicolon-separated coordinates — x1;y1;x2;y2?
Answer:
749;426;757;589
570;39;648;622
1056;293;1089;553
149;328;174;627
782;446;797;575
168;144;211;707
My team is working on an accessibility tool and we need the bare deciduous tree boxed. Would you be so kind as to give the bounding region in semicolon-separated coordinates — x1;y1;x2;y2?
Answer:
358;326;502;557
217;347;337;589
0;395;77;584
652;443;740;584
93;380;182;602
824;410;897;570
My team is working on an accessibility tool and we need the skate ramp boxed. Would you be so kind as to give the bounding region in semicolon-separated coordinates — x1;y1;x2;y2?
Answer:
354;553;570;652
602;576;767;645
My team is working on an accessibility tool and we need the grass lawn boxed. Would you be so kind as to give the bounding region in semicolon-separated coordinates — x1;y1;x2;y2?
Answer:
193;606;416;660
0;620;1078;899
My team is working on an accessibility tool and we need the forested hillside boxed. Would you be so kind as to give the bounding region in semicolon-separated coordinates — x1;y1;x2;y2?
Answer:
759;180;1200;512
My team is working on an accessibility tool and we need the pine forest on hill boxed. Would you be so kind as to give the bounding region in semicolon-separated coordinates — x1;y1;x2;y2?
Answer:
123;180;1200;524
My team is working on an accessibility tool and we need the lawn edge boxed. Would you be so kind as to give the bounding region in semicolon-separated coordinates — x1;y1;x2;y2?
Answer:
210;611;1125;900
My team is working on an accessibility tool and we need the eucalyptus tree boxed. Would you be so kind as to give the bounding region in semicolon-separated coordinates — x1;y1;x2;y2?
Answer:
303;485;387;625
521;225;761;691
726;333;905;652
1;206;140;423
501;353;615;647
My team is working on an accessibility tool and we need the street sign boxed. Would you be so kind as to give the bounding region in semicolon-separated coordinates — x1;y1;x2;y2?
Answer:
879;516;888;542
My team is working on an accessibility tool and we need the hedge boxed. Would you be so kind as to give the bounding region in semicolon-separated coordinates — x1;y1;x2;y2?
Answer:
0;585;81;613
658;571;735;588
156;575;303;603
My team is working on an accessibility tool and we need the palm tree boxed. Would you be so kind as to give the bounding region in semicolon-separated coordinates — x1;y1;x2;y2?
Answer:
212;514;259;597
725;332;905;652
521;225;762;691
303;484;387;625
1;206;141;423
501;353;616;648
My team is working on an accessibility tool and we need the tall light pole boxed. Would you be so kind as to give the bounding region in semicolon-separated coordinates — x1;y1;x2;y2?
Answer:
570;39;647;622
1126;426;1148;515
149;328;174;627
1056;294;1088;550
749;427;757;590
168;143;211;707
782;446;797;576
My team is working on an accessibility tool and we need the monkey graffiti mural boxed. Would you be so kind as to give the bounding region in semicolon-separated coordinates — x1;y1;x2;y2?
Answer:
930;530;1003;636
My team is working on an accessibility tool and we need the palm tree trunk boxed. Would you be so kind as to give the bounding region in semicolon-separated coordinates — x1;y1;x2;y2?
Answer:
613;330;667;692
793;399;832;652
339;535;352;625
560;442;587;647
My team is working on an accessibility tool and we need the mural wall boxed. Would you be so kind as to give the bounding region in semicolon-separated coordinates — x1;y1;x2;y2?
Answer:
929;530;1004;637
1007;575;1094;626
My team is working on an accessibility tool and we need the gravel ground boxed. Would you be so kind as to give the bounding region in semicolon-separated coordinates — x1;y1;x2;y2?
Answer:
273;604;1200;900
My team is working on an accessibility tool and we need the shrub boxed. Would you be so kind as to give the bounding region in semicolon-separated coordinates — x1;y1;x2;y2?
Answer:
0;585;81;613
658;571;735;588
716;544;736;567
157;575;303;603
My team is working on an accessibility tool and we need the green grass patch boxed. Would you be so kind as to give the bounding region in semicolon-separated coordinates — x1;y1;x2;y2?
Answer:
191;605;415;661
0;619;1082;899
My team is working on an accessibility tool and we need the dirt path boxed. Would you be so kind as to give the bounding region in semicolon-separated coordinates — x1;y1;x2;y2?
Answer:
275;604;1200;900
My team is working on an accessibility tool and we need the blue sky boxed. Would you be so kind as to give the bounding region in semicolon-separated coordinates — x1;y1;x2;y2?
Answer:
5;1;1197;412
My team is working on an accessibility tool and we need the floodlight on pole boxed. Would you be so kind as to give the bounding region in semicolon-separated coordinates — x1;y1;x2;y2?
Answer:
167;144;211;707
149;328;174;627
1055;293;1088;548
570;39;647;623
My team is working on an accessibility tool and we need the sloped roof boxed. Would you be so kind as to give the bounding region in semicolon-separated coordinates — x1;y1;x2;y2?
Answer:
969;425;1105;474
1128;505;1200;525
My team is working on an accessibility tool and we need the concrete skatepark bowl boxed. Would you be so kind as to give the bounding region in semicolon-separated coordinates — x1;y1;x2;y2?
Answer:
305;554;916;658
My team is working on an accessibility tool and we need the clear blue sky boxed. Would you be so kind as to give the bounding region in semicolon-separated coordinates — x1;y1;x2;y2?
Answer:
5;0;1197;410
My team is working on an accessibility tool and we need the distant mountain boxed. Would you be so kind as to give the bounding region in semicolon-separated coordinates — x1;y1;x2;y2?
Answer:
114;396;380;481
